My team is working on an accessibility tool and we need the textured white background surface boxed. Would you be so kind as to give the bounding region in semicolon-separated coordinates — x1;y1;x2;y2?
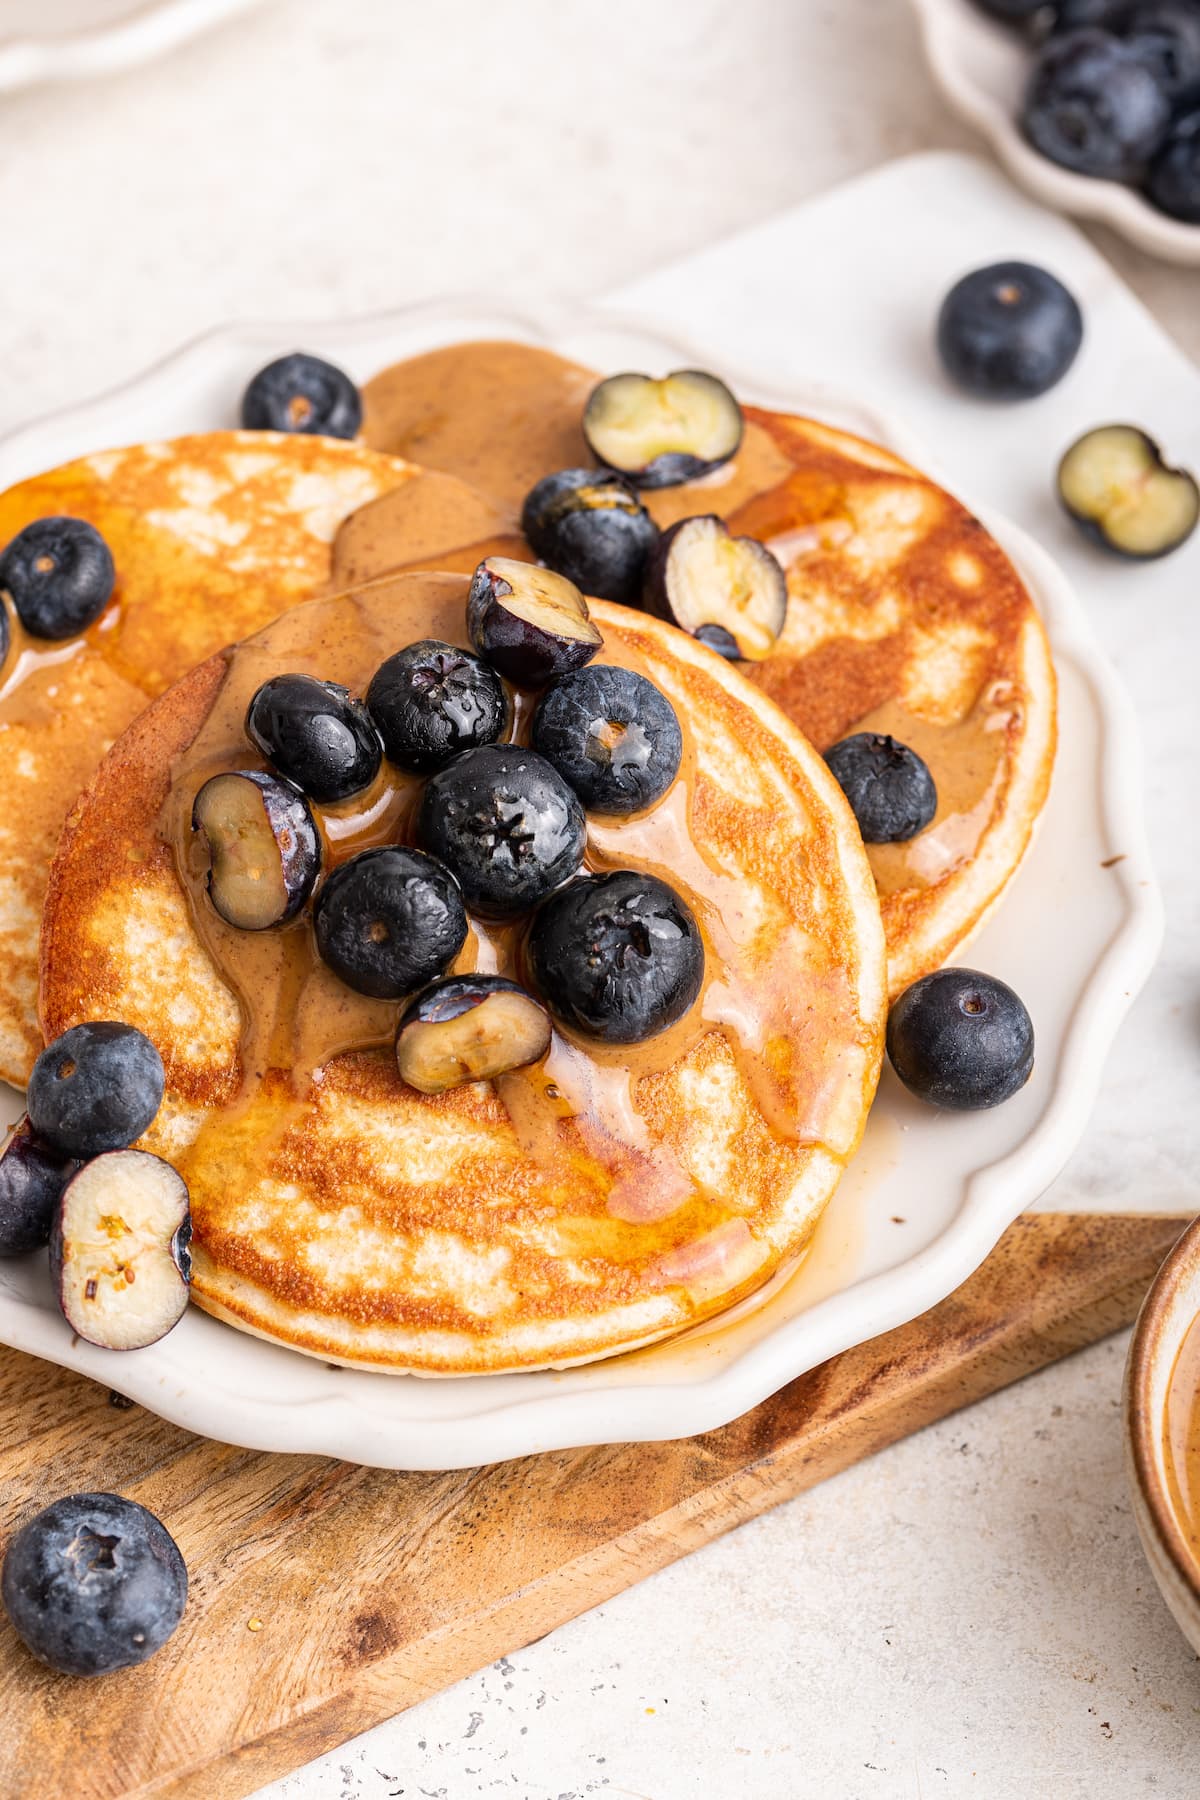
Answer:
0;3;1198;1797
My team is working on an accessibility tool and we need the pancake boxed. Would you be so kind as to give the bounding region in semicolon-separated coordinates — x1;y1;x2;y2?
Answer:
358;342;1057;995
0;431;417;1086
40;570;886;1374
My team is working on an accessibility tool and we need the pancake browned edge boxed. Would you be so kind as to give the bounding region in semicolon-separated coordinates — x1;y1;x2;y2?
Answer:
0;431;416;1087
40;573;886;1375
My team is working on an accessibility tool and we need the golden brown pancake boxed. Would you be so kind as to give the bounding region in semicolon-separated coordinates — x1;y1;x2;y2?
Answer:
40;571;886;1374
358;342;1057;995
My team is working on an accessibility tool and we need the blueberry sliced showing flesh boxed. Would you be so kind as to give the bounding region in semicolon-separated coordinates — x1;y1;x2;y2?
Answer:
246;673;381;803
240;351;362;440
419;744;586;918
520;468;659;604
0;517;115;641
2;1492;187;1677
642;515;787;662
366;639;508;774
1057;424;1199;558
936;261;1084;400
51;1151;191;1351
192;770;321;931
314;846;467;999
0;1117;76;1257
583;370;743;490
1147;108;1200;221
527;870;704;1045
396;975;552;1095
1022;28;1172;180
825;734;938;844
28;1022;165;1160
467;557;601;687
532;665;682;816
887;968;1034;1111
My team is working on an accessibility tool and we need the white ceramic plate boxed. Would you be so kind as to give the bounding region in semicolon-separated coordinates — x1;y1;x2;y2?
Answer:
0;0;264;91
0;297;1160;1469
910;0;1200;265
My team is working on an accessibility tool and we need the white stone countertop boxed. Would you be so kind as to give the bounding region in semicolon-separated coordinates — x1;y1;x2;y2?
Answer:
0;3;1197;1796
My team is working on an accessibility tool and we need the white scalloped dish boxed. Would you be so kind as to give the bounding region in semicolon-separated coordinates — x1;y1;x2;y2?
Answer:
0;0;263;92
0;300;1161;1469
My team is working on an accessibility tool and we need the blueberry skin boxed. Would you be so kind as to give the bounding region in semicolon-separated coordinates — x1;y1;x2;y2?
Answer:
246;673;382;803
520;469;659;605
887;969;1035;1110
1022;29;1172;179
0;601;9;671
1052;0;1125;29
0;1117;76;1256
825;734;938;844
0;517;115;641
418;744;586;918
1147;107;1200;218
314;847;467;999
2;1492;186;1677
936;261;1084;399
28;1023;165;1159
532;665;682;815
366;640;508;774
240;352;362;439
527;870;704;1045
1121;2;1200;99
972;0;1046;17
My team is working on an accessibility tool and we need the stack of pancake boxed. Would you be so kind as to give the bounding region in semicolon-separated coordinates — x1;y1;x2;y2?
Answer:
2;342;1056;1374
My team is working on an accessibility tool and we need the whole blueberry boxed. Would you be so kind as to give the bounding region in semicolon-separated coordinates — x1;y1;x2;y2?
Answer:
0;517;115;640
527;870;704;1045
1052;0;1125;29
0;1117;76;1256
313;847;467;999
418;744;586;918
825;734;938;843
2;1492;186;1677
936;261;1084;399
240;352;362;439
366;640;508;773
887;969;1035;1110
1022;29;1172;179
532;665;682;815
1147;107;1200;217
28;1023;165;1159
246;673;382;803
1120;2;1200;99
520;468;659;604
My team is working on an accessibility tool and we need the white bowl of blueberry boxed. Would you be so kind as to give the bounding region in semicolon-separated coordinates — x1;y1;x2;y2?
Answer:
912;0;1200;262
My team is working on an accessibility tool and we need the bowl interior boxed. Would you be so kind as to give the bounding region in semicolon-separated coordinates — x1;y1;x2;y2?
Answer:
1128;1215;1200;1597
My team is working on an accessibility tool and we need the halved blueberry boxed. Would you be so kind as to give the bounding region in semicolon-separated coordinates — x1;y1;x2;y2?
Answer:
1147;107;1200;221
936;262;1084;399
527;870;704;1044
313;846;467;999
642;515;787;661
467;557;601;687
887;968;1034;1110
396;975;551;1094
825;734;938;844
583;371;743;489
246;673;382;803
366;639;507;773
0;517;115;640
28;1023;165;1160
0;1117;76;1257
192;770;321;930
532;664;682;815
418;744;585;918
240;352;362;439
51;1152;191;1351
1057;424;1199;558
1022;28;1171;180
520;468;659;604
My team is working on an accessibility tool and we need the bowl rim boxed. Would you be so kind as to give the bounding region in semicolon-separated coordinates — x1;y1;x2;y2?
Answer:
1127;1212;1200;1599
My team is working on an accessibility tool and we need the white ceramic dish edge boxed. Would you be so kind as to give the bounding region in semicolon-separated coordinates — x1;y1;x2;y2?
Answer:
0;0;264;93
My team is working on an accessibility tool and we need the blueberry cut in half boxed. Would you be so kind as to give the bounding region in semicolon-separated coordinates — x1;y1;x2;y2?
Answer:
0;516;115;640
28;1022;165;1160
1022;28;1172;181
520;468;659;604
396;975;552;1094
1057;424;1199;559
0;1116;76;1257
52;1152;191;1351
583;371;743;489
366;639;508;773
467;557;602;688
2;1492;187;1677
246;673;382;804
419;743;586;917
936;262;1084;400
887;968;1034;1111
527;870;704;1045
532;664;682;815
314;846;467;999
240;351;362;439
193;770;321;930
825;733;937;844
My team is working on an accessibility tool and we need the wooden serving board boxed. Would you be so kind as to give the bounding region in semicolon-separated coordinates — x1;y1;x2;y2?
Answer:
0;1209;1187;1800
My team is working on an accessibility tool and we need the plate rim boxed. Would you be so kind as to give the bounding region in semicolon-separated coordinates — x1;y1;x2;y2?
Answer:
0;0;264;92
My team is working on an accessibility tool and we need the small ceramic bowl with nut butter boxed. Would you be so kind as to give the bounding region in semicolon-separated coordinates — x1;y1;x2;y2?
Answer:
1125;1214;1200;1653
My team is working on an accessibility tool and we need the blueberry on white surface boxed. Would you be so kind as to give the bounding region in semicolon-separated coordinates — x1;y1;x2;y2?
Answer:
886;968;1034;1110
52;1151;191;1351
1057;423;1199;557
936;261;1084;399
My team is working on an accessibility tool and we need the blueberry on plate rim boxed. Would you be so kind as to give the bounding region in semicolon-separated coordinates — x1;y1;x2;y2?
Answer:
366;639;508;773
28;1022;165;1160
314;845;467;999
936;261;1084;399
642;515;787;661
396;975;552;1094
824;733;938;844
886;968;1034;1111
0;1116;76;1257
1021;28;1172;181
1057;423;1199;557
0;516;115;641
2;1491;187;1676
532;664;682;816
192;770;321;931
245;672;382;804
467;557;602;687
418;743;586;918
583;370;743;489
520;467;659;605
52;1151;191;1351
240;351;362;440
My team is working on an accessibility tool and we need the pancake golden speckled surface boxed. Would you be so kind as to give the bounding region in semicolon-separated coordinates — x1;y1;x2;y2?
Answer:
0;431;416;1085
40;571;886;1375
